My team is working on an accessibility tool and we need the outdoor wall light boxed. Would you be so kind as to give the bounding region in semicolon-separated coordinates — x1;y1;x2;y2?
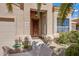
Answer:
43;3;47;5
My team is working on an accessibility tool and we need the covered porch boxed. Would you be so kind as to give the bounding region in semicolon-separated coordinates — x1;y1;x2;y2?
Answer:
72;19;79;31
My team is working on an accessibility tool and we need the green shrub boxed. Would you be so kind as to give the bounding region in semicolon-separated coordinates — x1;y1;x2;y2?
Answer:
57;31;79;44
57;32;70;44
68;31;79;43
22;37;32;50
65;44;79;56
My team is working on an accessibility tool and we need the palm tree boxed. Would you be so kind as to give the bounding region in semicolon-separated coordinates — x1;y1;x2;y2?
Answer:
58;3;73;22
6;3;73;21
37;3;41;19
6;3;24;12
37;3;74;23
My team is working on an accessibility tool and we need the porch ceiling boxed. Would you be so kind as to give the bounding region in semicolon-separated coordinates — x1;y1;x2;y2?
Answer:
72;19;79;24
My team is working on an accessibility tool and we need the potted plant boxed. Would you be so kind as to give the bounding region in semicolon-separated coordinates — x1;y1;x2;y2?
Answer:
22;37;32;51
13;39;21;53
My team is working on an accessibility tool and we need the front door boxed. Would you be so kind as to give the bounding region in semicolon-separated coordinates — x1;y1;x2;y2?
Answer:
31;19;39;37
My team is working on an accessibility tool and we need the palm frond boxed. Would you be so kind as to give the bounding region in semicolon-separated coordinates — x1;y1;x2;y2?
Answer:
6;3;13;12
58;3;73;23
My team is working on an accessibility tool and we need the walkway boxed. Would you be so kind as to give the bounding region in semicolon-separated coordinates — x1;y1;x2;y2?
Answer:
8;37;52;56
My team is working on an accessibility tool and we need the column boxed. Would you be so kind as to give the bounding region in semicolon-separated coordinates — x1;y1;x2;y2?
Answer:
47;4;53;35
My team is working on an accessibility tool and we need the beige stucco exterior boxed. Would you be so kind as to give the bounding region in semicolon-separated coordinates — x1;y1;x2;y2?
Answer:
24;3;53;35
0;3;54;55
0;3;24;55
0;3;74;55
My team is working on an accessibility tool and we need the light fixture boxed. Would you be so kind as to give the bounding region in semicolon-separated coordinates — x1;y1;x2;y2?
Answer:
43;3;47;5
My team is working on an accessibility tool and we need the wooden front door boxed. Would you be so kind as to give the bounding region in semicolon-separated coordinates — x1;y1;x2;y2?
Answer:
31;19;39;37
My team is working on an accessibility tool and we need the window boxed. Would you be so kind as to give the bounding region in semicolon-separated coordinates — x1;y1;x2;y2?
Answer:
57;18;69;32
0;18;14;22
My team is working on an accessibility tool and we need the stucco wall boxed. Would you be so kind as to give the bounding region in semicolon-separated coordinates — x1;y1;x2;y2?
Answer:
53;11;58;33
24;3;53;36
0;4;23;55
0;3;54;55
0;4;24;35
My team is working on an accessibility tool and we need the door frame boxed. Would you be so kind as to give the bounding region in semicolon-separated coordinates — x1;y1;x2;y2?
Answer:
30;9;39;37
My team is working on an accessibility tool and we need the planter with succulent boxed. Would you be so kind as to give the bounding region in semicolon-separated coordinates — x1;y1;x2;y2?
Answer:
22;37;32;51
13;39;22;53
